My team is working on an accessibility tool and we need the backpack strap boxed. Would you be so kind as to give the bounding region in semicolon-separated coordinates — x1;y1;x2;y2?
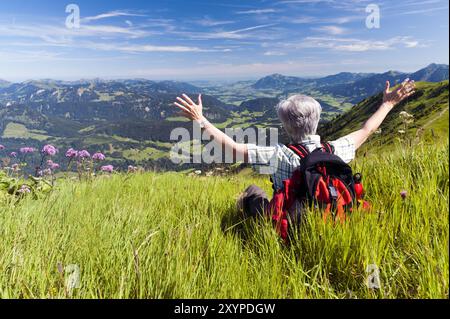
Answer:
287;143;310;159
321;142;335;154
288;142;335;158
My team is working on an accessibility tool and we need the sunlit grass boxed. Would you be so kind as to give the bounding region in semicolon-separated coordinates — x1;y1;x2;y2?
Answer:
0;140;448;299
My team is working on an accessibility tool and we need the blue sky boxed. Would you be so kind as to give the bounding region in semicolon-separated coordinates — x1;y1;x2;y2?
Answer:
0;0;448;81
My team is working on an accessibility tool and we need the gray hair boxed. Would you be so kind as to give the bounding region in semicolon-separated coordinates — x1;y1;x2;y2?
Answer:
276;94;322;143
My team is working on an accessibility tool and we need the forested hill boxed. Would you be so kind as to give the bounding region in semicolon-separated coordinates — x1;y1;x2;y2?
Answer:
319;81;449;152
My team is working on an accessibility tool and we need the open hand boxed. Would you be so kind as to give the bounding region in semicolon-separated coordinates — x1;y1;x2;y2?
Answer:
383;78;416;107
174;94;204;121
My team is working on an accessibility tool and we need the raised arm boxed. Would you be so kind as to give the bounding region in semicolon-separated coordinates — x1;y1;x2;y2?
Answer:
344;79;416;150
174;94;249;162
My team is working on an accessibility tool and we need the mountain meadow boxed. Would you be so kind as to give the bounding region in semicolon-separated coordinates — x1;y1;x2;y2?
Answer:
0;64;448;299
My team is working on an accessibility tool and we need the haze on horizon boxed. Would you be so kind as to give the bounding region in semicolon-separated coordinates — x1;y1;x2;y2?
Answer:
0;0;448;82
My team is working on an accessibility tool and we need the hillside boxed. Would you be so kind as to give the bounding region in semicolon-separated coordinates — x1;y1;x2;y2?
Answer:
1;139;448;298
319;81;449;152
0;79;234;171
0;80;10;88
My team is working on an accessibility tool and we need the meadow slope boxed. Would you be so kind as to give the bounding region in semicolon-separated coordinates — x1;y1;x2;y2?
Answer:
0;138;448;299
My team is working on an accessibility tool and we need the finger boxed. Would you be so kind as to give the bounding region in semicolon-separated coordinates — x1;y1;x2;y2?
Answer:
182;94;195;105
174;102;190;113
406;81;416;89
404;81;415;93
176;110;191;118
385;81;391;93
198;94;202;106
176;97;192;108
399;79;409;91
405;91;416;98
404;85;414;93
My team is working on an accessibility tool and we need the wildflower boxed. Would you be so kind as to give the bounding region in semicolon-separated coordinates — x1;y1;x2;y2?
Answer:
18;185;31;194
92;152;106;161
12;163;20;172
399;111;414;124
0;144;5;150
399;111;413;119
398;130;406;134
20;147;36;154
101;165;114;173
47;160;60;170
9;152;17;158
400;190;408;200
41;144;58;156
128;165;138;173
65;148;78;158
77;150;91;159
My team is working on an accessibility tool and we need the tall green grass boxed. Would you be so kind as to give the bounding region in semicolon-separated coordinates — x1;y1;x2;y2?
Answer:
0;140;448;299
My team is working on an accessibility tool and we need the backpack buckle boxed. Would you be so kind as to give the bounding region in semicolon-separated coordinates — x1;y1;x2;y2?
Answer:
329;186;338;200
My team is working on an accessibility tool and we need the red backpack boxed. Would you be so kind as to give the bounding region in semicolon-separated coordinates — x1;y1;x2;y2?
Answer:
265;142;367;242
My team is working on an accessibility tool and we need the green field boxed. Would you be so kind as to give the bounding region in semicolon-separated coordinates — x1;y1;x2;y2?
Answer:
2;122;49;141
0;139;448;298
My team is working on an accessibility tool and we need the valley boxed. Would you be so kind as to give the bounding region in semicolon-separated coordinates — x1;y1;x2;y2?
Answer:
0;63;448;171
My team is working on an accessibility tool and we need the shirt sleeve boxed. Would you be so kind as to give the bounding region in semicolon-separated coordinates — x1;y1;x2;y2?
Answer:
247;144;281;175
247;144;277;165
330;136;356;164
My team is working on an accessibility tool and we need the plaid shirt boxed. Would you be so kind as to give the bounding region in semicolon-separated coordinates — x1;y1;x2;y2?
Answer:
247;135;356;192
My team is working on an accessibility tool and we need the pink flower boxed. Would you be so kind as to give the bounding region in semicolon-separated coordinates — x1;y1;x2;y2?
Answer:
92;152;106;161
47;160;60;170
101;165;114;173
42;144;58;156
18;185;31;194
9;152;17;158
20;147;35;154
400;190;408;200
77;150;91;159
65;148;78;158
0;144;5;150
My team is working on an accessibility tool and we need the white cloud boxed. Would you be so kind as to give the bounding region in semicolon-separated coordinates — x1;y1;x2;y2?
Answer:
296;36;425;52
82;11;146;22
397;5;449;16
313;25;347;35
236;9;279;14
0;23;153;42
290;15;363;25
129;60;333;79
264;51;287;56
194;17;235;27
175;24;276;40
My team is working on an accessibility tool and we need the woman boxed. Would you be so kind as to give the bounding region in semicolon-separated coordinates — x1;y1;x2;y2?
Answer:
174;79;416;217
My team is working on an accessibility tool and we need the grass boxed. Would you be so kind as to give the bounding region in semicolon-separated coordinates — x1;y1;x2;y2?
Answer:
2;122;50;141
321;81;449;154
0;139;448;299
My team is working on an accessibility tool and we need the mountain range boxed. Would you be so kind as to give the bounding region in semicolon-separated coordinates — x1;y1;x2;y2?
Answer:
251;63;449;103
0;63;448;171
